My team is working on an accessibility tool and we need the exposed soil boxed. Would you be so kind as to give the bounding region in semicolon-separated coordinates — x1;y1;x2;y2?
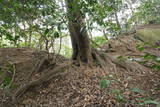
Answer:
137;24;160;29
0;26;160;107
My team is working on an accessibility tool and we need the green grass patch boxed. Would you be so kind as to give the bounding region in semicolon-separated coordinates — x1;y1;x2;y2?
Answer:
136;29;160;45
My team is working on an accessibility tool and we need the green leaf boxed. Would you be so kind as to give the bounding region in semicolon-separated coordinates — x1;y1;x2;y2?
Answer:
112;89;121;94
15;35;20;40
155;88;160;91
7;64;13;73
108;74;114;78
54;31;60;38
156;57;160;63
0;68;3;75
127;76;132;80
44;29;49;35
100;80;111;88
143;53;156;60
3;77;12;86
138;47;145;52
116;95;125;102
151;64;160;70
6;33;13;41
144;100;160;105
131;88;143;93
108;7;113;12
139;100;160;106
136;44;145;52
117;56;127;61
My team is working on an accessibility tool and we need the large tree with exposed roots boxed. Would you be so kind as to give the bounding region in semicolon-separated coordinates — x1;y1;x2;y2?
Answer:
11;0;146;103
66;0;93;63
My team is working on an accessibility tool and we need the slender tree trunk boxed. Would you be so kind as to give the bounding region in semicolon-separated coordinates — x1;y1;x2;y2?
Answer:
28;31;32;47
22;22;28;47
24;37;28;46
45;38;49;52
66;0;92;63
27;21;33;47
115;12;121;29
0;37;2;47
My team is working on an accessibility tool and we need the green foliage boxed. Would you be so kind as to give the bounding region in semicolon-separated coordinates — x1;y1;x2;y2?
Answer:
117;56;127;61
0;0;64;49
54;31;60;38
136;29;160;45
111;89;126;103
131;88;144;93
91;36;106;48
0;63;14;89
1;77;12;89
139;98;160;106
112;89;122;95
130;0;160;25
100;80;111;89
6;63;14;73
0;67;2;75
136;44;145;52
136;44;160;71
108;74;114;78
60;44;72;58
116;94;125;102
0;0;159;58
143;53;156;60
142;53;160;70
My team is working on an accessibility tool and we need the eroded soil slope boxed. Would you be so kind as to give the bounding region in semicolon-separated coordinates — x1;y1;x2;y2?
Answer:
0;24;160;107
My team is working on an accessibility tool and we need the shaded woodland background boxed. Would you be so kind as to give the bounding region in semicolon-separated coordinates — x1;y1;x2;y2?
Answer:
0;0;159;55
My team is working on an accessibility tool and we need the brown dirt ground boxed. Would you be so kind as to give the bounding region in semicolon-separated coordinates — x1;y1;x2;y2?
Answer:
0;31;160;107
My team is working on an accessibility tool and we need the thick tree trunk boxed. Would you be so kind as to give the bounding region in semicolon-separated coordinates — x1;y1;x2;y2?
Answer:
66;0;92;63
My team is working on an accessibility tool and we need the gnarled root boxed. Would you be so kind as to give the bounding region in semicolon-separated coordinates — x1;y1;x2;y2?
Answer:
27;57;56;80
12;61;72;104
92;49;107;70
103;53;147;72
92;49;147;73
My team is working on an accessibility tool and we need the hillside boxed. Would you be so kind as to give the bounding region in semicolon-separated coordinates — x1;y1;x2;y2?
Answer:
0;24;160;107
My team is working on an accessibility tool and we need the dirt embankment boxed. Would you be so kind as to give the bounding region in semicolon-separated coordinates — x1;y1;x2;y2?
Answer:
0;24;160;107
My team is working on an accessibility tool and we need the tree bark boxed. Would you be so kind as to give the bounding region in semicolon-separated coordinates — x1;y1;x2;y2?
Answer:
115;12;121;29
66;0;92;63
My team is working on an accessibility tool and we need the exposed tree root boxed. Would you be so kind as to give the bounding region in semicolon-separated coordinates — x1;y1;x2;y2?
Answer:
92;49;107;70
92;49;147;73
12;61;72;104
27;57;56;80
12;49;147;104
9;64;16;87
28;57;49;80
103;53;147;72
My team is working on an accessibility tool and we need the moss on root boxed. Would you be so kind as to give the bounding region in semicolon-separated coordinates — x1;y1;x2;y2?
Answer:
136;29;160;45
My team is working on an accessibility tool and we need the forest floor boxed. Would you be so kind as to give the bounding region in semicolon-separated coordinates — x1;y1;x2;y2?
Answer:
0;24;160;107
